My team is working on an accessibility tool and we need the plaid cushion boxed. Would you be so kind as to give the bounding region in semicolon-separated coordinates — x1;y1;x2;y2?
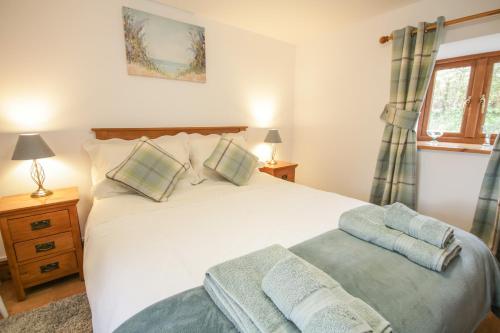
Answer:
203;135;258;185
106;138;189;202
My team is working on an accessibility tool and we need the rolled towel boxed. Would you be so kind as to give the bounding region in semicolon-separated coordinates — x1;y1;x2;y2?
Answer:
262;256;391;333
339;205;461;272
385;202;454;248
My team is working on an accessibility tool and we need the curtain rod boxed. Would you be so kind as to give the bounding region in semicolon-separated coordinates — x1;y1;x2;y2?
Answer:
379;8;500;44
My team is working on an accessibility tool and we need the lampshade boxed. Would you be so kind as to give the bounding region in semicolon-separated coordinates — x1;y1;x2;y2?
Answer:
11;134;55;161
264;129;282;144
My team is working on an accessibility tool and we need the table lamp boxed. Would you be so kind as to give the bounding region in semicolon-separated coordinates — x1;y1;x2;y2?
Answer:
264;129;282;165
11;134;55;198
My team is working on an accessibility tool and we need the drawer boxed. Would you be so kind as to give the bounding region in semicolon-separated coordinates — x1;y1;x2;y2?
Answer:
273;168;295;182
14;232;74;262
8;210;71;242
19;251;78;286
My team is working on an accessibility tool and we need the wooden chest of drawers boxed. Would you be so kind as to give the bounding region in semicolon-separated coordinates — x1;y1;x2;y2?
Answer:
0;187;83;300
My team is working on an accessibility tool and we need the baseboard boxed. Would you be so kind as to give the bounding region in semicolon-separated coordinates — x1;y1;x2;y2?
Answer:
0;258;10;282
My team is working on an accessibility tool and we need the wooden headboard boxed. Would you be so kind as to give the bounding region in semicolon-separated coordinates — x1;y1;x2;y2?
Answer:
91;126;248;140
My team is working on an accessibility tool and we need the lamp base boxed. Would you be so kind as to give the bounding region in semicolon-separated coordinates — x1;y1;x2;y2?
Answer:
267;144;278;165
30;160;52;198
31;188;53;198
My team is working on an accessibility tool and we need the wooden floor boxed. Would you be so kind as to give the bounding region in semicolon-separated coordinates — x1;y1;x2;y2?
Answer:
0;274;498;332
0;274;85;317
476;312;500;333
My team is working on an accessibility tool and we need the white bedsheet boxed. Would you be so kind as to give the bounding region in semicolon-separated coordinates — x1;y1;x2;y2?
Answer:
83;173;365;332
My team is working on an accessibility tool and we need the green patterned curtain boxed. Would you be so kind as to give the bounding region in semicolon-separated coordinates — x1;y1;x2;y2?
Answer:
370;17;445;209
471;135;500;258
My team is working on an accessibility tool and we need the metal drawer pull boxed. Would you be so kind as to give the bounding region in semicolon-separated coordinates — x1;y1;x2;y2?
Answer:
31;219;51;231
282;174;288;180
35;241;55;253
40;262;59;273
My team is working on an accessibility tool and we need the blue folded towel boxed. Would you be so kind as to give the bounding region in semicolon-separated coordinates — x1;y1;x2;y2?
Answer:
339;205;461;272
385;202;454;248
262;256;392;333
204;245;299;333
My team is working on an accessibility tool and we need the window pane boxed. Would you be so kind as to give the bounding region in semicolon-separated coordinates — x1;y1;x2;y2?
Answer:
427;66;471;133
483;62;500;134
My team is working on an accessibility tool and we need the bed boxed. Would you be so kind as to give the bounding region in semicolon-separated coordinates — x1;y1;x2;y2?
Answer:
83;127;499;333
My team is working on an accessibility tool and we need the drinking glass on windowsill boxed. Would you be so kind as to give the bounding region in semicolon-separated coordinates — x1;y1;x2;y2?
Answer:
482;123;498;146
427;130;443;145
483;132;492;146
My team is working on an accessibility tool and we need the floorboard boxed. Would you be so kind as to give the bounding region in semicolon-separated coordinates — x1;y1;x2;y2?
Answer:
0;274;85;316
476;312;500;333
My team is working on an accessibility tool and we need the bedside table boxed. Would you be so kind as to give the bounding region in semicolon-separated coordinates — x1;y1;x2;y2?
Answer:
259;161;298;182
0;187;84;301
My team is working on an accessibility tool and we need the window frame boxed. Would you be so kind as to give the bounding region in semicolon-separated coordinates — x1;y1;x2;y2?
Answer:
417;50;500;144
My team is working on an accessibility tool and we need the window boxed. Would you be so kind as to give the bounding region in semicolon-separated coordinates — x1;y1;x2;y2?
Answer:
418;51;500;144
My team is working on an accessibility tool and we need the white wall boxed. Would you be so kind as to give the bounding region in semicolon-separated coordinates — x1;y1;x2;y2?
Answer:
418;150;490;230
0;0;296;259
438;33;500;59
293;0;500;230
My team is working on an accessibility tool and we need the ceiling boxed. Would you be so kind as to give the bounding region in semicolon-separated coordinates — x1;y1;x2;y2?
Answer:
157;0;419;44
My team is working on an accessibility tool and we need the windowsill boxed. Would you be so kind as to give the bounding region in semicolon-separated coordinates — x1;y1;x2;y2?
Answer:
417;141;492;155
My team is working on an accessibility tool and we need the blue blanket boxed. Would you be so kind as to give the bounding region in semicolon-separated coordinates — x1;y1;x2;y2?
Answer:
115;228;499;333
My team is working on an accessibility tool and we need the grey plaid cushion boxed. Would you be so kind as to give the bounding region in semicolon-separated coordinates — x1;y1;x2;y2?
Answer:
203;135;258;185
106;138;189;202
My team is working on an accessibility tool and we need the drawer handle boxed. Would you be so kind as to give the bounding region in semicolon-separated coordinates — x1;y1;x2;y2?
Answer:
40;262;59;273
31;219;51;231
281;174;288;180
35;241;56;253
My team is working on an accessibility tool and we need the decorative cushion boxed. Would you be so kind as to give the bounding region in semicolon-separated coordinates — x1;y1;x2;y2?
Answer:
203;135;258;186
106;138;190;202
83;133;192;199
189;132;248;183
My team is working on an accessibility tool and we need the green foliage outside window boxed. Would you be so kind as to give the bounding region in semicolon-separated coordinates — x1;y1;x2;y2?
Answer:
428;67;471;133
427;62;500;135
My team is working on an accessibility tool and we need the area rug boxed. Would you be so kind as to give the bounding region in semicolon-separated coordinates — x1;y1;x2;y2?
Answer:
0;293;92;332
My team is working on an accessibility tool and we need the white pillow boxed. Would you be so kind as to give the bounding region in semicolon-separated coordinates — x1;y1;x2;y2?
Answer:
83;133;192;199
188;132;248;183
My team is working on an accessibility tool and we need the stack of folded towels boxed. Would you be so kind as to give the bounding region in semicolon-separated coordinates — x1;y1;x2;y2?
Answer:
203;204;459;332
204;245;392;333
339;202;461;272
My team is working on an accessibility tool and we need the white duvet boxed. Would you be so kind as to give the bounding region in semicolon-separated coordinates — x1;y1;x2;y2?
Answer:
83;173;365;332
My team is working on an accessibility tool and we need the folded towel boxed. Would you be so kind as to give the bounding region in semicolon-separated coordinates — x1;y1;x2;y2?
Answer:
385;202;454;248
339;205;461;272
204;245;299;333
262;256;391;333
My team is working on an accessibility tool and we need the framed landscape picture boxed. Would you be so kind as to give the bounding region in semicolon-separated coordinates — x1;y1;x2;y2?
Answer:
122;7;206;83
